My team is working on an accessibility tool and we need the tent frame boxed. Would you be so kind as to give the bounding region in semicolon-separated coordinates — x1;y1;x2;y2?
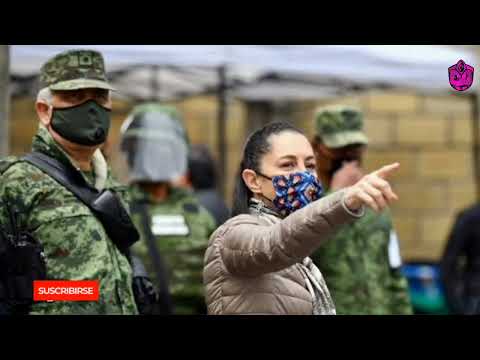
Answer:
4;48;480;202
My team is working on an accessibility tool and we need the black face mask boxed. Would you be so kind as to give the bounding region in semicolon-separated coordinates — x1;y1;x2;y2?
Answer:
50;99;111;146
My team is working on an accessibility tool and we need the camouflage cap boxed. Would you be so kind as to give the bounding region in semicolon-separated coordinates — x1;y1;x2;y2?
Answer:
314;105;369;148
39;49;116;91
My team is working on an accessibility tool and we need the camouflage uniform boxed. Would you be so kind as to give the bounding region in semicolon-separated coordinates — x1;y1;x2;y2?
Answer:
120;104;216;315
129;185;216;315
0;49;138;315
312;206;412;314
311;105;413;315
0;126;138;315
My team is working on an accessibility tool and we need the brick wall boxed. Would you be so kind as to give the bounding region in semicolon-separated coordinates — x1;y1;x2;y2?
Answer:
10;90;476;262
291;90;477;262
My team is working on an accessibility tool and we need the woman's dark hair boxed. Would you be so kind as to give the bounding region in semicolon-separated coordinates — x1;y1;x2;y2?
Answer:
231;121;304;216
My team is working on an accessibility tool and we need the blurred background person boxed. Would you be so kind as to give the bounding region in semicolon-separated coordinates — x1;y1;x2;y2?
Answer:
441;203;480;314
310;105;413;315
120;103;216;315
186;144;230;227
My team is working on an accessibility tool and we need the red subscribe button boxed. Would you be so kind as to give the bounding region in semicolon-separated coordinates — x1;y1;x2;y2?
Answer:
33;280;99;301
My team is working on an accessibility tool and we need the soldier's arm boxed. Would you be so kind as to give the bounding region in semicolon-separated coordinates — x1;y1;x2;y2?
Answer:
387;269;414;315
0;163;45;314
385;228;413;315
205;209;217;238
193;201;219;240
0;163;40;230
382;212;414;314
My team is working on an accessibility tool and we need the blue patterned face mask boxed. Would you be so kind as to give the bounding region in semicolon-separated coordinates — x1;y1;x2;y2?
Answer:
257;171;324;217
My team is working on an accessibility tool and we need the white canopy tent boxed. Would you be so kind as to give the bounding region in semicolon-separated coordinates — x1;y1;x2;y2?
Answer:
5;45;480;196
9;45;477;98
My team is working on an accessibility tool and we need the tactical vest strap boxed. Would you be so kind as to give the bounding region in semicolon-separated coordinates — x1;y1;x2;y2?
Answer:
131;201;174;315
22;152;139;256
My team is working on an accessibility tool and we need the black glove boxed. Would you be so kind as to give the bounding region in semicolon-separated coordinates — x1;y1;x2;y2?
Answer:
130;255;173;315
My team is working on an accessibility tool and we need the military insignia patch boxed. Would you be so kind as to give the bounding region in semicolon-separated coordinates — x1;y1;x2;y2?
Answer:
150;214;190;236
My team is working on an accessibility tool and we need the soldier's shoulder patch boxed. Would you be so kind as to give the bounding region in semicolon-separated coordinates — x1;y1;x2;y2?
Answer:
151;214;190;236
183;202;199;214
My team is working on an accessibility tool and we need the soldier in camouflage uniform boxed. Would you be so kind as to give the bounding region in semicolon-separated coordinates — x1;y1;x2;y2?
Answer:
120;104;216;315
310;105;413;315
0;49;138;314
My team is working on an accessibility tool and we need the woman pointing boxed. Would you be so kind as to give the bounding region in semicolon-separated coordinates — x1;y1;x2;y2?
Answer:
203;122;399;315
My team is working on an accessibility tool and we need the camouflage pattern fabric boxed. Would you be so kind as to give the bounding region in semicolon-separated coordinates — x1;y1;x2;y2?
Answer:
311;203;413;315
39;49;116;91
314;105;369;148
129;185;216;315
0;126;138;315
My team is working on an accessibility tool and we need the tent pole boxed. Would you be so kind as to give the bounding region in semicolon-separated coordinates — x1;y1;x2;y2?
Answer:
0;45;9;157
151;65;160;101
470;92;480;201
217;65;227;197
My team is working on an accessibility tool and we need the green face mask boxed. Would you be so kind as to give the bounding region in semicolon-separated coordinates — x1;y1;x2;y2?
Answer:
50;99;111;146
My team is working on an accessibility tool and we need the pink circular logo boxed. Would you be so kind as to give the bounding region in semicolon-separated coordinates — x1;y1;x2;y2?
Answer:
449;59;474;91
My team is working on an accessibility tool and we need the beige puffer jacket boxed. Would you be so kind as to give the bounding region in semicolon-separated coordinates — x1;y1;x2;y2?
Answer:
203;189;364;315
